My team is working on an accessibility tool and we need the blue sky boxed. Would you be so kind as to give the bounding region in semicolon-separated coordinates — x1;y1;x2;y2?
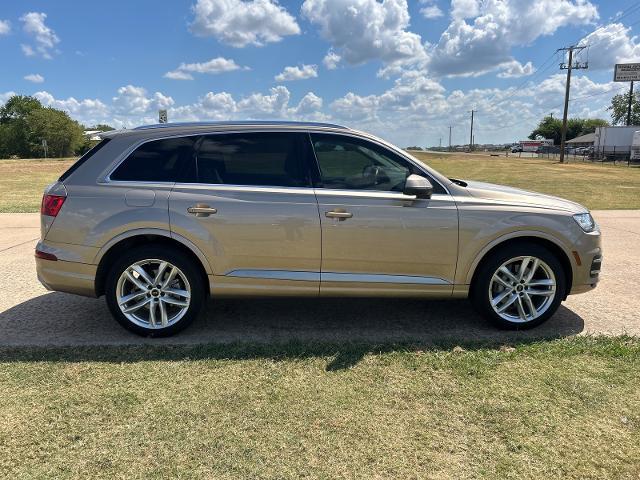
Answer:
0;0;637;146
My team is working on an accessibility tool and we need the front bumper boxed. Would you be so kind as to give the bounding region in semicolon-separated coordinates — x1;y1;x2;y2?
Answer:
568;230;602;295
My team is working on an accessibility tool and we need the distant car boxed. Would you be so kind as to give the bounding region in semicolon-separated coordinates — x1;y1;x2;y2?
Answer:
511;145;523;153
36;121;602;336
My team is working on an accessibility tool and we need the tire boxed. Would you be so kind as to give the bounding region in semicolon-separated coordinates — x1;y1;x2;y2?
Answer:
105;245;205;337
470;242;566;329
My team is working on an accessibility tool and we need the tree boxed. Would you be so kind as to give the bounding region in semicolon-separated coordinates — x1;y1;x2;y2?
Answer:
27;108;84;158
90;124;115;132
529;116;609;144
580;118;609;134
0;95;43;157
608;91;640;126
529;116;562;144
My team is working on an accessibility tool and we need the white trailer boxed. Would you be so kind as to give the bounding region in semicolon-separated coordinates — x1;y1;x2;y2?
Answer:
593;126;640;157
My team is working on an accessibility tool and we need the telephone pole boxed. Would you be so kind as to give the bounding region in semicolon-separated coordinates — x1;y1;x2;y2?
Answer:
469;110;476;152
558;45;588;163
448;125;452;151
627;81;634;126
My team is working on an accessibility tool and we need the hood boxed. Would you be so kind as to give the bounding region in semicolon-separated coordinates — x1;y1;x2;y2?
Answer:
461;180;588;214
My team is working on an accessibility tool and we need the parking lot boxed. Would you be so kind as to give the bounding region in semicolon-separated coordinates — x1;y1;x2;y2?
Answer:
1;210;639;347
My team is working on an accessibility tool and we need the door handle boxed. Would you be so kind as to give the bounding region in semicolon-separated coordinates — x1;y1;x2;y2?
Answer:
326;210;353;220
187;205;218;217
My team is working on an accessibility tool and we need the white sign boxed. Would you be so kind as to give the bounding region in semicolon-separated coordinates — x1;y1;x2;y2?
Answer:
158;109;168;123
614;63;640;82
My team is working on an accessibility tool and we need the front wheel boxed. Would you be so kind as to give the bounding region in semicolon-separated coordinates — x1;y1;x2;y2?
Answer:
105;246;205;337
471;243;566;329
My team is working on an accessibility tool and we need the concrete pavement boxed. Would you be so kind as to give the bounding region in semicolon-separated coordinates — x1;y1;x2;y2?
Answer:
0;211;638;347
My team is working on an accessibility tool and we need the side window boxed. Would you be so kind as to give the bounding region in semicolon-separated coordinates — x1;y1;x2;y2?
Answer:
195;132;310;187
310;133;417;192
110;137;195;182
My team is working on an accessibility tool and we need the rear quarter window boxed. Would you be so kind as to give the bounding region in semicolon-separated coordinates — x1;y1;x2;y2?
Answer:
110;136;196;182
59;138;111;182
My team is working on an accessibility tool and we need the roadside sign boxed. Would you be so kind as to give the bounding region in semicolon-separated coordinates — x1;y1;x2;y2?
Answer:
158;109;168;123
614;63;640;82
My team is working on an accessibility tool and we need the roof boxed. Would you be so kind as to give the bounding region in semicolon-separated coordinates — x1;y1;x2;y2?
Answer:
100;120;349;139
566;132;595;144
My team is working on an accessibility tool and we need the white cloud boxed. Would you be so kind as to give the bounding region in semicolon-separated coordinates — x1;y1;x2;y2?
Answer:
20;12;60;59
275;64;318;81
293;92;323;114
428;0;598;78
33;91;110;126
0;19;10;35
301;0;427;65
164;70;195;81
24;73;44;83
497;60;535;78
578;23;640;70
419;1;444;19
190;0;300;47
112;85;175;116
323;50;341;70
165;57;247;80
0;91;17;106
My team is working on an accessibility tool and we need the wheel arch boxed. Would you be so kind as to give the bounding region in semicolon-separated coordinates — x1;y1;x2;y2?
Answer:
466;233;574;298
94;229;212;297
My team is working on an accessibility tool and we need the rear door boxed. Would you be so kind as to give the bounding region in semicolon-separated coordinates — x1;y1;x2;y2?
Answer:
169;131;321;296
309;133;459;297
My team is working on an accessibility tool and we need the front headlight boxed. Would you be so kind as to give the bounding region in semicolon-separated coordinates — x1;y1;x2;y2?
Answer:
573;213;597;232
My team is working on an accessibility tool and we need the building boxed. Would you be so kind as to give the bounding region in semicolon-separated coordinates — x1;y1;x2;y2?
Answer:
566;133;595;148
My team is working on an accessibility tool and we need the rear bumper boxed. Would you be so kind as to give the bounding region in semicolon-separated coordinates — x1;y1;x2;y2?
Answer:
36;257;97;298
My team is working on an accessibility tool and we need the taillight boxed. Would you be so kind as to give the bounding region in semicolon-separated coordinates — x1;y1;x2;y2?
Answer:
41;194;66;217
35;249;58;261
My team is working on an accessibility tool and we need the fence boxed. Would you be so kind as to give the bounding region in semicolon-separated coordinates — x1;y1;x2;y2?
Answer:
531;145;640;166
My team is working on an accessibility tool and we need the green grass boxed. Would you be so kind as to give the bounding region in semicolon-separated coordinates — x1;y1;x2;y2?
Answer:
411;151;640;210
0;158;74;213
1;153;640;211
1;337;639;479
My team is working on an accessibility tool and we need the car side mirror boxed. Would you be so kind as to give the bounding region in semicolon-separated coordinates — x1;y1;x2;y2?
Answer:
403;174;433;199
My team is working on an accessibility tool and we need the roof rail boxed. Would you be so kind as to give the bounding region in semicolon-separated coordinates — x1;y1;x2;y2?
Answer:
132;121;349;131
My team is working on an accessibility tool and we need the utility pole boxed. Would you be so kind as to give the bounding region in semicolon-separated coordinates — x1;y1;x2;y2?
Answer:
448;125;452;151
469;110;476;152
439;137;442;148
558;45;588;163
627;81;634;126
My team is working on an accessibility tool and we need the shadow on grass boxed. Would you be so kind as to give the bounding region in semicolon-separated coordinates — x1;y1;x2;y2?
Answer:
0;291;587;369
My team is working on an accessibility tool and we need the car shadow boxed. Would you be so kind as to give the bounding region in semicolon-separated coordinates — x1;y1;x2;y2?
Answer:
0;292;586;369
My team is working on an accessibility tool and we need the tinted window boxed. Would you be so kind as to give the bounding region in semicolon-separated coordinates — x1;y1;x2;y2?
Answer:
59;138;111;182
110;137;195;182
195;132;310;187
310;134;445;194
310;134;412;192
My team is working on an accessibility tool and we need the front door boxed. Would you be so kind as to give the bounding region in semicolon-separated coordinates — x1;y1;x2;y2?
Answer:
309;133;459;296
169;131;321;296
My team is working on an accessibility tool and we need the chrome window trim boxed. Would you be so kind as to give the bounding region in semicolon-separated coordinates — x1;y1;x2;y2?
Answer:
99;128;450;195
172;183;318;195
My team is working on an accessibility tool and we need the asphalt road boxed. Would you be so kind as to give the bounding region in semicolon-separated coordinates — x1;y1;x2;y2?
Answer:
0;211;638;347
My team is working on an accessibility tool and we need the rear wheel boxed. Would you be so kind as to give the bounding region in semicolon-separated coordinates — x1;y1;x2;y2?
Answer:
471;243;566;329
105;246;205;337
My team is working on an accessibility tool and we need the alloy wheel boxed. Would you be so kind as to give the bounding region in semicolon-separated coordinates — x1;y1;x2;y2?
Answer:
116;259;191;329
488;255;556;323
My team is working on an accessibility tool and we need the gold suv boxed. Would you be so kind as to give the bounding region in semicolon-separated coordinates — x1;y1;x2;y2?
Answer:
36;122;602;336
